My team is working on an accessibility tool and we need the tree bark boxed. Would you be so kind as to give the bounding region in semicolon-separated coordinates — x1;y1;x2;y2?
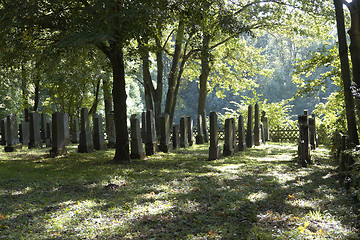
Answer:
154;35;164;130
103;78;113;137
21;64;29;122
197;33;211;116
33;76;40;112
88;78;102;117
334;0;359;145
348;1;360;88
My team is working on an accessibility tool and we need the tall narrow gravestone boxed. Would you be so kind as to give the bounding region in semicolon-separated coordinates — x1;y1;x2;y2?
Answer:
107;112;116;148
130;114;145;159
5;114;21;152
72;117;80;144
223;118;235;156
0;118;7;145
145;110;157;156
254;103;261;146
202;111;209;143
28;112;42;148
209;111;221;160
159;113;171;153
50;112;67;156
93;114;107;150
46;122;52;147
238;115;246;151
196;115;204;144
180;116;188;148
187;116;194;146
172;124;180;150
19;122;30;146
298;113;311;167
246;105;254;148
78;107;93;153
40;113;47;143
261;111;270;142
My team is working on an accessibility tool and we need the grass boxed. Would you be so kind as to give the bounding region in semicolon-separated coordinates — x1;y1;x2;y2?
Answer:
0;142;358;239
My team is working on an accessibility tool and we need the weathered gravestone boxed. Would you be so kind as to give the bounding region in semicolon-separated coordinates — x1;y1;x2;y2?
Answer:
5;114;21;152
93;114;107;150
254;103;262;146
159;113;171;153
180;116;188;148
72;117;79;144
187;116;194;146
260;123;265;145
130;114;145;159
238;115;246;151
261;111;270;142
107;112;116;148
0;118;7;145
145;110;157;156
172;124;180;150
40;113;47;143
50;112;67;156
309;114;317;150
19;122;30;146
141;112;147;144
46;122;52;147
28;112;42;148
298;112;311;167
78;107;93;153
209;111;221;160
246;105;254;148
196;115;204;144
223;118;235;156
202;111;209;143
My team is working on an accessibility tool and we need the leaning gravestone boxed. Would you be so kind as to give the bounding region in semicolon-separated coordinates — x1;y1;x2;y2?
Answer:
246;105;254;148
93;114;107;150
28;112;42;148
196;115;204;144
19;122;30;146
254;103;261;146
159;113;171;153
180;116;188;148
187;116;194;146
0;118;7;145
172;124;180;150
5;114;21;152
130;114;145;159
107;112;116;148
238;115;246;151
72;117;80;144
50;112;67;156
78;107;93;153
209;111;221;160
298;112;311;167
46;122;52;147
145;110;157;156
223;118;235;156
40;113;47;143
202;111;209;143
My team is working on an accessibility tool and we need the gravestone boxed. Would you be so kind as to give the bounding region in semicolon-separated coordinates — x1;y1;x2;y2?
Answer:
78;107;93;153
5;114;21;152
261;111;270;142
19;122;30;146
28;112;42;148
238;115;246;151
309;114;317;150
40;113;47;143
46;122;52;147
141;112;147;143
180;116;188;148
246;105;254;148
187;116;194;146
159;113;171;153
196;115;204;144
64;113;71;144
202;111;209;143
172;124;180;150
93;114;107;150
107;112;116;148
145;110;157;155
0;118;7;145
223;118;235;156
260;123;265;145
254;103;261;146
50;112;67;156
209;111;221;160
72;117;80;144
298;114;311;167
130;114;145;159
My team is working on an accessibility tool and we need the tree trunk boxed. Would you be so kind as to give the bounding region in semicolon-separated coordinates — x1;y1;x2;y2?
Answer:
142;48;154;112
21;64;29;122
334;0;359;145
33;76;40;112
154;36;164;130
88;78;102;117
103;78;113;137
197;33;211;116
348;1;360;88
110;48;130;162
164;21;185;120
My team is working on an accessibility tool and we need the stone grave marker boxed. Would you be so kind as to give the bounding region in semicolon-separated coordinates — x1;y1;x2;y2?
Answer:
46;122;52;147
298;114;311;167
172;124;180;150
261;111;270;142
209;111;221;160
246;105;254;148
180;116;188;148
254;103;261;146
40;113;47;143
223;118;235;156
0;118;7;145
187;116;194;146
145;110;157;155
72;117;80;144
50;112;68;156
238;115;246;151
130;114;145;159
107;112;116;148
196;115;204;144
93;114;107;150
78;107;93;153
19;122;30;146
28;112;42;148
64;113;71;145
202;110;209;143
5;114;21;152
159;113;171;153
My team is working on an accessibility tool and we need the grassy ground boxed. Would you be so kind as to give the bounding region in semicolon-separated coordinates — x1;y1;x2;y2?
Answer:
0;142;358;239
